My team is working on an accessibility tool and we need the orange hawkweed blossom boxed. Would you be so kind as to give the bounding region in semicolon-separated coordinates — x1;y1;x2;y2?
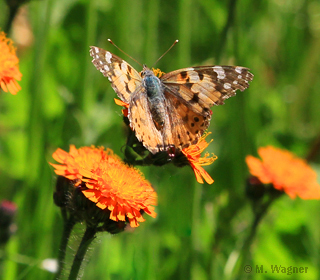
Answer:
246;146;320;199
114;98;129;117
0;31;22;95
152;68;165;78
50;145;157;227
182;133;217;184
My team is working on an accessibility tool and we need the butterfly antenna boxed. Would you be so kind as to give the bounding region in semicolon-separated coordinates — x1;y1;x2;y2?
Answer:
108;39;143;67
152;40;179;67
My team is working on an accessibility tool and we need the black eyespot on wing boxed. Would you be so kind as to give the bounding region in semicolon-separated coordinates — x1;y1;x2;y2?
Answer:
180;71;188;79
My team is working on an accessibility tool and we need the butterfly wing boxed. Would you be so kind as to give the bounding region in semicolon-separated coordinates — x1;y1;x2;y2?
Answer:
163;91;211;150
90;46;142;103
161;66;254;116
128;87;168;154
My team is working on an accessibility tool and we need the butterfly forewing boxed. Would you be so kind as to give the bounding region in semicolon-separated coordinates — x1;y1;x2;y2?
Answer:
90;46;142;103
161;66;254;115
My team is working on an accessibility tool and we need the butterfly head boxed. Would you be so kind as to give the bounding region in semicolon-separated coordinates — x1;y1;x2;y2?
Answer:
140;65;154;78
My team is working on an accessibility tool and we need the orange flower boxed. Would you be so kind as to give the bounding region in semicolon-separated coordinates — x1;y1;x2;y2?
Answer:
0;31;22;95
182;133;217;184
114;98;129;117
50;145;157;227
246;146;320;199
152;68;165;78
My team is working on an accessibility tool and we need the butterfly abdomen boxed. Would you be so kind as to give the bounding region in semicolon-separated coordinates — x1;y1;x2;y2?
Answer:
143;71;166;130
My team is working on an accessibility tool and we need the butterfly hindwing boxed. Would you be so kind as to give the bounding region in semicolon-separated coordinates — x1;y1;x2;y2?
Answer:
128;87;170;154
90;46;142;103
163;92;211;150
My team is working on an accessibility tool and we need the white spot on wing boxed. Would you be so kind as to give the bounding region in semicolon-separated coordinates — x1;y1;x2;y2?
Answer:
213;66;226;79
114;68;129;84
105;52;112;63
104;65;109;71
224;83;232;89
190;72;200;82
93;47;99;53
238;75;242;79
235;67;242;74
233;80;238;85
121;61;128;72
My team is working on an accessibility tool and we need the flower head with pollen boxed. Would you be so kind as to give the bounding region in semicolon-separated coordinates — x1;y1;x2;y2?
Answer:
182;133;217;184
152;68;165;78
0;31;22;95
50;145;157;228
246;146;320;199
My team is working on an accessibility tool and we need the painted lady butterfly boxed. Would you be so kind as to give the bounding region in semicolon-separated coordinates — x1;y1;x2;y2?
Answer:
90;46;253;154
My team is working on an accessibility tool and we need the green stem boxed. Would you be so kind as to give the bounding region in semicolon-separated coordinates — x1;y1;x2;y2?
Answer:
54;217;77;280
241;198;274;261
68;227;96;280
234;192;281;279
191;182;202;276
305;132;320;162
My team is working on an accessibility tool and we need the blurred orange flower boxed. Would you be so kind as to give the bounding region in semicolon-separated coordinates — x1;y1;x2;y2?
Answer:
246;146;320;199
182;133;217;184
51;145;157;227
0;31;22;95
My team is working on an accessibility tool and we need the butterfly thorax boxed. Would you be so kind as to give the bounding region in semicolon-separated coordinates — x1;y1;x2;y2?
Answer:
141;66;166;131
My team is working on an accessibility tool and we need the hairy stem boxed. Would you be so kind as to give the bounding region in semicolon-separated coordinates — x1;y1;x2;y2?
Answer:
68;227;96;280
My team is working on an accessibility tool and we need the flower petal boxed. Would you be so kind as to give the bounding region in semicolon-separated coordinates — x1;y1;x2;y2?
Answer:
182;133;216;184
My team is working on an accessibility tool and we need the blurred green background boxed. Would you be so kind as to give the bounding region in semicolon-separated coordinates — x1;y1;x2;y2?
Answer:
1;0;320;279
